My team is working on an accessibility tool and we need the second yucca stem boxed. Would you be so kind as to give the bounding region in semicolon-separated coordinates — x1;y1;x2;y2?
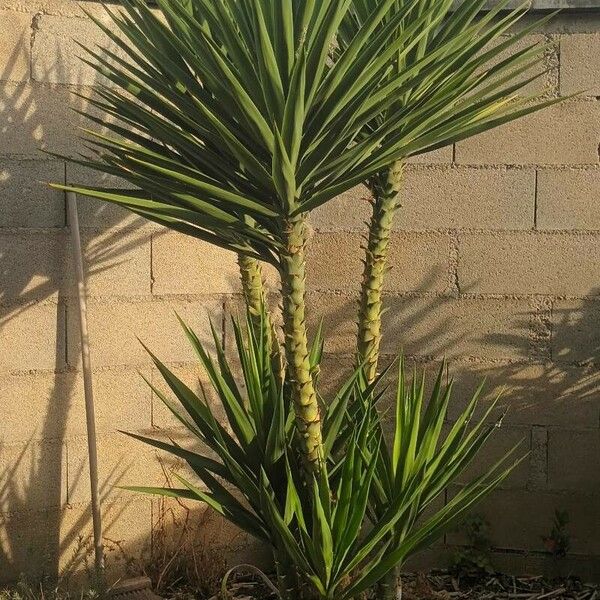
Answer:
280;215;323;472
238;253;267;323
357;161;404;383
238;253;284;375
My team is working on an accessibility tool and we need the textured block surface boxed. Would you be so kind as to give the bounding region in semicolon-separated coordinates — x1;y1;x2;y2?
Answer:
306;232;450;293
458;232;600;296
66;298;222;368
0;6;599;584
537;168;600;230
560;33;600;95
0;10;30;82
0;160;65;227
152;232;242;296
455;102;600;165
401;167;536;230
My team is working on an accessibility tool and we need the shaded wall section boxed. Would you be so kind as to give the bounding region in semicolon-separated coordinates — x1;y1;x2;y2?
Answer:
0;0;599;585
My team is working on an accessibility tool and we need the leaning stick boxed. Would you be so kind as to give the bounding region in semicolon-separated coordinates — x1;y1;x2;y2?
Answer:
66;192;104;575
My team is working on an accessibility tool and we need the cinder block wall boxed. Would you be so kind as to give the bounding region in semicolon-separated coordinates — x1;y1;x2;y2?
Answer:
0;0;599;584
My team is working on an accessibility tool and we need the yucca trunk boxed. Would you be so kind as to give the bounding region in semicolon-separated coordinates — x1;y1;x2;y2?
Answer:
280;215;323;472
238;253;284;377
379;569;402;600
357;160;404;383
238;254;267;322
274;550;298;600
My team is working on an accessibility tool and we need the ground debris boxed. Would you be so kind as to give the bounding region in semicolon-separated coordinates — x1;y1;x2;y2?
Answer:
401;572;599;600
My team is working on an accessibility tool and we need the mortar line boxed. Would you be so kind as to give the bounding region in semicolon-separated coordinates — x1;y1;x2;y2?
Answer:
556;35;561;96
63;163;67;228
64;302;68;367
65;439;70;505
533;169;539;230
548;297;554;363
149;233;155;295
221;297;227;350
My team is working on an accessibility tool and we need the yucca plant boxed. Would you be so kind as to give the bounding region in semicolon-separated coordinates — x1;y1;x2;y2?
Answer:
50;0;565;595
333;4;560;592
52;0;562;473
126;310;520;599
337;0;560;384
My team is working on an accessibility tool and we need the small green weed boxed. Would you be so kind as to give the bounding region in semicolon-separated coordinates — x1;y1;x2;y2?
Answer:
451;514;494;579
543;510;571;558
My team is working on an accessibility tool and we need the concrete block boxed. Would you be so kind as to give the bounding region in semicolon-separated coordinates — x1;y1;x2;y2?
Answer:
381;295;533;360
152;232;244;296
484;34;551;97
307;292;533;361
447;487;600;556
530;425;549;491
448;361;600;428
0;82;120;158
151;496;270;568
0;10;30;82
0;231;65;303
311;185;372;232
32;14;120;86
552;299;600;364
315;354;356;402
560;33;600;96
0;303;66;372
306;232;450;294
400;167;535;230
407;146;453;164
0;227;150;302
0;508;62;583
0;496;152;584
58;498;152;578
0;369;152;444
66;163;140;229
453;425;531;489
305;292;357;356
455;102;600;165
0;159;65;227
0;440;66;513
0;371;72;443
458;232;600;296
0;82;74;157
71;227;152;297
487;550;600;585
548;429;600;493
66;434;174;506
66;298;222;368
537;168;600;230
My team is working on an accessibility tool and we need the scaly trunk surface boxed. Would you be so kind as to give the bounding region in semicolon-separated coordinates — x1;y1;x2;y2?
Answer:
280;215;323;472
358;162;405;600
238;253;267;324
379;567;402;600
237;253;283;377
357;160;404;383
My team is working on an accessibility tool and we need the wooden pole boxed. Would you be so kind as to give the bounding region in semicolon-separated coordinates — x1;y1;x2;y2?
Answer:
66;192;104;575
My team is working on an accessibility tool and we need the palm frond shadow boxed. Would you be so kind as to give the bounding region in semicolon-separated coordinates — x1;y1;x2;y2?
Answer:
0;8;160;584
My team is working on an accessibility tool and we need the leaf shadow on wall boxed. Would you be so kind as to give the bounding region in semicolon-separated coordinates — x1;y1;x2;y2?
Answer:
0;21;162;585
306;264;599;556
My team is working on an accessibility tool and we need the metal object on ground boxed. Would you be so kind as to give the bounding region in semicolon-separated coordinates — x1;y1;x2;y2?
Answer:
109;577;162;600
